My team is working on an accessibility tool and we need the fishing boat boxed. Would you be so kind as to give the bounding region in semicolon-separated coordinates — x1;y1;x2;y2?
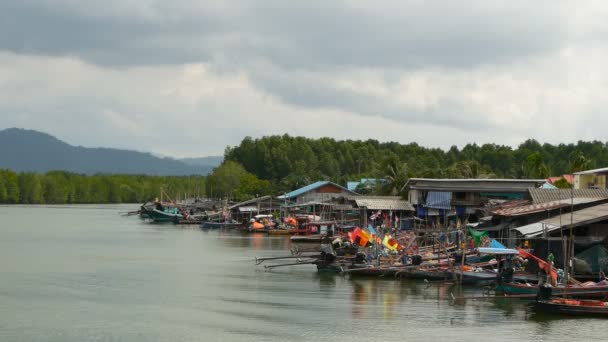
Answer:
200;220;241;229
267;228;292;235
496;281;608;298
532;284;608;317
246;214;277;233
145;203;183;223
534;298;608;317
290;221;341;243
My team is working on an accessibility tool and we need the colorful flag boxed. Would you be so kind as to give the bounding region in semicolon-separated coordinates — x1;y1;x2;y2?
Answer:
383;235;400;251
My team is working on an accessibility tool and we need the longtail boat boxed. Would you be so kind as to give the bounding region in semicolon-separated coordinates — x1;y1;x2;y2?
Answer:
267;228;292;235
200;221;241;229
497;281;608;298
532;284;608;317
533;298;608;317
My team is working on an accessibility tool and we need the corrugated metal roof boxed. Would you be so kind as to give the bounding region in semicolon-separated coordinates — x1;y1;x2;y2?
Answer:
354;197;414;211
573;167;608;175
492;198;604;217
228;195;274;209
281;201;353;209
513;202;608;237
528;188;608;204
278;181;358;199
403;178;545;192
513;222;561;238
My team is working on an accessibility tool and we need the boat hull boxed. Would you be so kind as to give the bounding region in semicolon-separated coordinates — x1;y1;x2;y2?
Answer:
200;222;241;229
497;283;608;298
147;209;183;223
533;299;608;317
267;229;292;235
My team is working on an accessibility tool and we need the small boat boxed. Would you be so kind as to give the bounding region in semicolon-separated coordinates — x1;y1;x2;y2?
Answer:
267;229;292;235
534;298;608;317
532;284;608;317
200;220;241;229
445;269;499;285
147;206;183;223
247;214;277;233
497;280;608;298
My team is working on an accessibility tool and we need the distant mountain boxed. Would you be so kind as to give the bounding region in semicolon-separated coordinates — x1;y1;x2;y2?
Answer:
179;156;223;168
0;128;222;175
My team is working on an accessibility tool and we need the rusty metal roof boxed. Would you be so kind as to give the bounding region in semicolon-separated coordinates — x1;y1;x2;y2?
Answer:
403;178;545;192
354;196;414;211
492;198;604;217
528;188;608;204
513;202;608;237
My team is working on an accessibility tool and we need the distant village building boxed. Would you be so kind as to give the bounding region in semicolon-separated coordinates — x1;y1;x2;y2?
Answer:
346;178;387;192
403;178;545;220
573;167;608;189
278;181;359;204
546;174;574;187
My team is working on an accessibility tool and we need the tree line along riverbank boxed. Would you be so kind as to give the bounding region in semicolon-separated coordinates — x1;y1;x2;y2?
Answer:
2;135;605;204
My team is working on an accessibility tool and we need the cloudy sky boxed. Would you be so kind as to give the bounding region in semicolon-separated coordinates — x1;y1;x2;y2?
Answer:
1;1;607;157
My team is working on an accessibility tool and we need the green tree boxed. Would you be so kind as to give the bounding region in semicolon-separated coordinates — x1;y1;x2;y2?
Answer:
0;177;7;202
522;152;550;179
18;173;44;204
206;161;271;200
570;151;591;173
554;177;572;189
1;169;20;203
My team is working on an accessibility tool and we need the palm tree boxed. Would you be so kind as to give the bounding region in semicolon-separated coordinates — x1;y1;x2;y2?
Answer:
385;159;409;196
570;151;591;173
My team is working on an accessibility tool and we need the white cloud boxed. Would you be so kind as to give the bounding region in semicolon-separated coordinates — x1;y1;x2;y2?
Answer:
0;1;607;157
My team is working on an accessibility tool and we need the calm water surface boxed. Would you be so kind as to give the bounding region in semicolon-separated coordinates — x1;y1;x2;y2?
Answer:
0;205;604;341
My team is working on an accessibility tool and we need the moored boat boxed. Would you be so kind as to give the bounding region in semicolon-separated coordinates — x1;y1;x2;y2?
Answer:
146;206;183;223
200;220;241;229
533;298;608;317
267;228;292;235
532;284;608;317
497;281;608;298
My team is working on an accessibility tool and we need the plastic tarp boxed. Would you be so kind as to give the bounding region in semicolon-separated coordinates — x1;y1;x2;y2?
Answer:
469;227;489;247
425;191;452;210
490;239;507;249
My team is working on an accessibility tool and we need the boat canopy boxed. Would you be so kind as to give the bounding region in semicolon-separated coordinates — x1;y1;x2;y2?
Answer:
478;247;520;255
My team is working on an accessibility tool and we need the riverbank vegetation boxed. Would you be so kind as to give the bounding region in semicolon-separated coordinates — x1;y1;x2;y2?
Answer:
0;169;206;204
2;136;603;204
225;135;602;193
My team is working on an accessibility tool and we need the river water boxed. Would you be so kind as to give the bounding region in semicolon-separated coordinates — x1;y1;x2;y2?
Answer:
0;205;604;341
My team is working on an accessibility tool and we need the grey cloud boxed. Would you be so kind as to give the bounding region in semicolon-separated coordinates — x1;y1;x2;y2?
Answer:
248;63;490;131
1;0;568;70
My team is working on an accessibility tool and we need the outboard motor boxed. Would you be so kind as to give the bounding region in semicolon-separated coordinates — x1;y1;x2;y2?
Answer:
499;267;514;284
411;255;423;266
354;252;367;264
537;283;553;300
319;244;337;264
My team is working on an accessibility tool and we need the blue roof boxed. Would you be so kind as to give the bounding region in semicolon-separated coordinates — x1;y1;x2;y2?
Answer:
542;182;558;189
347;181;360;191
279;181;356;199
347;178;387;191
